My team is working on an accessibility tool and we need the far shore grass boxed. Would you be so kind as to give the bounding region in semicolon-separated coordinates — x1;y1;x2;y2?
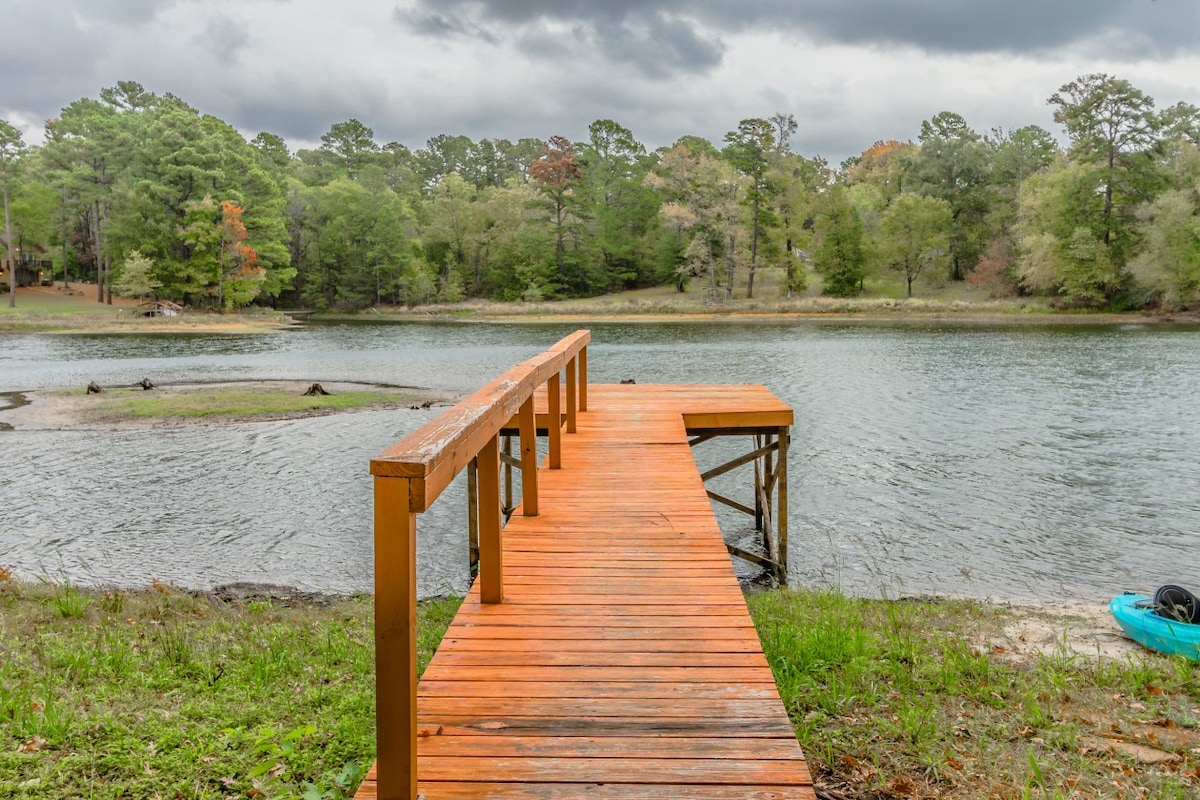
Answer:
2;280;1187;335
1;575;1196;799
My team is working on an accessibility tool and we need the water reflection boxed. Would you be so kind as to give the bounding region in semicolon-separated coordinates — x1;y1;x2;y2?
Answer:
2;320;1199;603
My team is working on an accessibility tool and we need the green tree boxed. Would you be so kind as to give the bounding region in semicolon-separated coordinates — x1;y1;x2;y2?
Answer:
423;172;478;291
772;152;832;296
912;111;993;280
990;125;1059;187
320;119;379;180
1132;189;1200;304
577;119;658;291
878;193;952;296
844;141;917;206
1014;159;1124;305
1129;140;1200;305
111;250;161;299
291;173;411;308
251;132;292;176
0;120;26;306
723;118;776;297
647;142;741;299
813;188;867;297
43;98;128;302
1048;74;1160;259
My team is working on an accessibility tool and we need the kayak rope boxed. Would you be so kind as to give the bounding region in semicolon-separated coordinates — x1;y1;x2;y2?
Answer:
1153;584;1200;624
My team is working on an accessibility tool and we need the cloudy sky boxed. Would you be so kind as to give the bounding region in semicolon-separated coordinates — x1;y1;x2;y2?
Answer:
4;1;1199;163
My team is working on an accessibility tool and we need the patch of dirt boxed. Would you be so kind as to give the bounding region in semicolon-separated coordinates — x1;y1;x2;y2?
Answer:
203;582;355;607
997;599;1143;661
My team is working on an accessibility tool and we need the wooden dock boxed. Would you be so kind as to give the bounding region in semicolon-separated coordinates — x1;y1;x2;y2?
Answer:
360;332;812;799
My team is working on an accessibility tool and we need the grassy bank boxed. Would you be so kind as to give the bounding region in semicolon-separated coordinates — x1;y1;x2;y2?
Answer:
0;286;293;333
0;577;459;799
3;282;1172;334
749;590;1200;798
1;577;1197;798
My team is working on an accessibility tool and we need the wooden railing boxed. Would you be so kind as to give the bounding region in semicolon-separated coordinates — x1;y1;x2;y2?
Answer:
367;330;590;800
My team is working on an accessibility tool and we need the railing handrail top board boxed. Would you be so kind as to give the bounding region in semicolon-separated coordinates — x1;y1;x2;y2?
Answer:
370;330;589;507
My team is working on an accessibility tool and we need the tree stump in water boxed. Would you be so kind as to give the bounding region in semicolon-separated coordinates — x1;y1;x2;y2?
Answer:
302;383;330;396
137;378;155;390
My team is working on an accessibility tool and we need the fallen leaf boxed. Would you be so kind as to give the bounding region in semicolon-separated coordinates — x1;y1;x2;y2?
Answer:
17;736;46;753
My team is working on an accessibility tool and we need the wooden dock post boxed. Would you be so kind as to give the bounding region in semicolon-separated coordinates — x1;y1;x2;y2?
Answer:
372;475;418;800
547;371;562;469
467;459;478;577
566;356;578;434
777;427;789;584
578;346;588;411
518;397;539;516
477;435;503;604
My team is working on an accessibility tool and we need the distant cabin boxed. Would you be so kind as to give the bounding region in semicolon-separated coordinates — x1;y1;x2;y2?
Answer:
0;253;53;288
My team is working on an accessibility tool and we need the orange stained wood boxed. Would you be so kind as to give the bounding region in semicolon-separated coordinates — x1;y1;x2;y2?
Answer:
358;384;811;799
372;329;589;510
505;383;794;435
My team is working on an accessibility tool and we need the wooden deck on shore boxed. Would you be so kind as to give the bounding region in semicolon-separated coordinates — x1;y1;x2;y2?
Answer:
358;382;812;799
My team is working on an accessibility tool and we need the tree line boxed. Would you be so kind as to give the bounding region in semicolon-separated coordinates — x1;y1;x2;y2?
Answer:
1;74;1198;311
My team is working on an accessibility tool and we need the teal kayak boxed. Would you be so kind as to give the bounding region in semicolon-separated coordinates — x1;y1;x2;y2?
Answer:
1109;594;1200;662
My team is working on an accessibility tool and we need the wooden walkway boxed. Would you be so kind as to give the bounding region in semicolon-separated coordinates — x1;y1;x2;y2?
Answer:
357;382;813;799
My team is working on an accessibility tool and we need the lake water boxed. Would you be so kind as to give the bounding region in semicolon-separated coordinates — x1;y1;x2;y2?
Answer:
2;319;1198;604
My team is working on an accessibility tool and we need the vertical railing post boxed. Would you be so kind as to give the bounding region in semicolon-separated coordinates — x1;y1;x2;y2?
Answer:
777;427;789;584
373;475;418;800
467;458;479;577
503;435;514;519
478;435;503;603
518;398;539;516
762;433;775;552
566;356;578;434
754;435;764;533
578;346;588;412
547;372;562;469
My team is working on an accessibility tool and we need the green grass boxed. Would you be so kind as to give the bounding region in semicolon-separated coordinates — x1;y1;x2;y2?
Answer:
5;576;1197;799
749;589;1200;798
361;265;1068;321
0;579;459;799
0;287;292;332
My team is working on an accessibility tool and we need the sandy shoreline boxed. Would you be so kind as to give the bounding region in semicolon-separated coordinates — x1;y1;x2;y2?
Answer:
9;284;1200;333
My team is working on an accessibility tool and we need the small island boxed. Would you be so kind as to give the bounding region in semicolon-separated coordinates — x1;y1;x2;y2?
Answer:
0;380;449;431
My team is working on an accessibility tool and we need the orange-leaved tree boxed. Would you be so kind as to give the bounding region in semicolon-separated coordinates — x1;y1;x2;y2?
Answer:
217;200;262;309
528;135;581;292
